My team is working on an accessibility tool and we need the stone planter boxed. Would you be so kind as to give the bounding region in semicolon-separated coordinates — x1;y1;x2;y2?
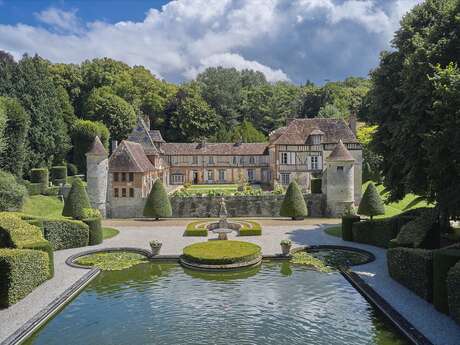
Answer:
150;243;162;256
281;244;292;255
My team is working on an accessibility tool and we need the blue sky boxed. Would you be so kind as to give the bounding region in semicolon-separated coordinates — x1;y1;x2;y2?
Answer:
0;0;423;84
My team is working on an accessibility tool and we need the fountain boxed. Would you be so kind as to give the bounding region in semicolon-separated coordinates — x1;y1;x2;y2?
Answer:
207;198;241;240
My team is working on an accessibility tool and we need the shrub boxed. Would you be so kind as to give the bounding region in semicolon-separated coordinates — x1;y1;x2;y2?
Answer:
43;219;89;250
82;217;103;245
182;241;261;265
387;247;433;301
67;163;78;176
26;182;42;196
43;186;60;196
447;262;460;325
238;221;262;236
311;178;322;194
341;215;360;241
280;181;308;219
81;208;101;219
357;182;385;220
0;249;49;308
394;210;439;249
184;221;208;237
62;177;91;219
30;168;49;185
143;179;172;220
0;170;27;211
433;249;460;314
50;166;67;185
352;216;412;248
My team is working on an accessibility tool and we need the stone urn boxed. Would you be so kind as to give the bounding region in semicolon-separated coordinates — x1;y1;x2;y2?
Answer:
280;240;292;255
150;240;162;256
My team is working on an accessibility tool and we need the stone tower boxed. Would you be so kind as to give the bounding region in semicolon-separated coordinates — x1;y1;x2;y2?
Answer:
326;140;355;217
86;136;108;217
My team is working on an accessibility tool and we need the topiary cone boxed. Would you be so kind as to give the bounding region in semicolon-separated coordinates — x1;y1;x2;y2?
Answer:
143;179;172;220
280;181;308;220
358;182;385;220
62;177;91;219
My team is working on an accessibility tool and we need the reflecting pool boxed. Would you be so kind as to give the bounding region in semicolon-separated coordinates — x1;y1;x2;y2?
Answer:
24;261;409;345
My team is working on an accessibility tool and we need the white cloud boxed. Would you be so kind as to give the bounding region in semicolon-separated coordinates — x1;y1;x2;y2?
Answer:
35;7;82;33
0;0;423;83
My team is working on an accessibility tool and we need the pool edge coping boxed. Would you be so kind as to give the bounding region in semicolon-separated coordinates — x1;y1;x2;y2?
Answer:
1;245;433;345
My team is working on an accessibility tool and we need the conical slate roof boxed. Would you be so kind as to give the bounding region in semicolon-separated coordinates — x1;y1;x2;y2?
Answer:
86;136;107;156
327;140;354;162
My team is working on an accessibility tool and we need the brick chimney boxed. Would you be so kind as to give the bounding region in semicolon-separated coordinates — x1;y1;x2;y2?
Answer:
348;112;357;135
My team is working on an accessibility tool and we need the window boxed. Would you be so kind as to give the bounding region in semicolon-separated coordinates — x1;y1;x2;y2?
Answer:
337;166;344;172
171;174;184;184
129;188;134;197
233;156;237;165
113;173;119;182
240;156;244;164
207;170;214;181
312;135;321;145
281;152;288;164
208;156;214;164
121;188;127;197
128;172;134;182
247;169;255;181
281;173;290;185
249;156;255;164
121;172;126;182
311;156;319;170
193;156;198;164
114;188;119;198
219;169;225;182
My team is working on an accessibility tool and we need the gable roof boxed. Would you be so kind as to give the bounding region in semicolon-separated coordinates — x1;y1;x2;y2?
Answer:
162;142;268;156
109;140;155;172
86;136;107;156
327;140;355;162
127;116;160;155
269;118;358;145
149;130;166;143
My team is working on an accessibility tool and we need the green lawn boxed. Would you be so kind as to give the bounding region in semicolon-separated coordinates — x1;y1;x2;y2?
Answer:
103;227;120;240
22;195;65;219
185;184;238;194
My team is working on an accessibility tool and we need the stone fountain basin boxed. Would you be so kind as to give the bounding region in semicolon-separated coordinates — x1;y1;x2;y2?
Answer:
207;222;241;231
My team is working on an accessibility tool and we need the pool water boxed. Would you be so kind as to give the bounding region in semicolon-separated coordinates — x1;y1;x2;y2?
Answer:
24;262;409;345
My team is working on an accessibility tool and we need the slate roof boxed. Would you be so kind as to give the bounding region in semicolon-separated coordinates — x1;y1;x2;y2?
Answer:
327;140;355;162
149;130;166;143
162;142;268;156
127;117;160;155
86;136;107;156
109;140;155;172
269;118;358;145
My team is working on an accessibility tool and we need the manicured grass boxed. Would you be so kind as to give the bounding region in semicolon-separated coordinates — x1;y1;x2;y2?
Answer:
182;240;261;265
185;184;238;194
184;221;208;236
76;252;147;270
324;225;341;238
22;195;64;219
103;227;120;240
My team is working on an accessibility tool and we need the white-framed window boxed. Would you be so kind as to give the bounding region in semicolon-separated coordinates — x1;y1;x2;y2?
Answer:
208;156;214;164
219;169;225;181
249;156;255;164
233;156;237;165
207;170;214;181
240;156;245;164
311;156;319;170
281;173;290;185
312;135;321;145
247;169;255;181
171;174;184;184
193;156;198;164
281;152;288;164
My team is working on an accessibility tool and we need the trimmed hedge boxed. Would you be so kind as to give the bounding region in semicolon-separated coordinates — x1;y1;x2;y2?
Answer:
358;182;385;219
184;221;208;237
280;181;308;219
83;217;103;245
0;170;27;211
43;186;60;196
394;209;439;249
433;249;460;314
341;215;360;241
387;247;433;301
43;219;89;250
447;262;460;325
0;249;49;308
238;221;262;236
67;163;78;176
311;178;322;194
62;177;91;219
182;241;261;265
50;166;67;185
30;168;49;185
27;183;43;196
143;179;172;219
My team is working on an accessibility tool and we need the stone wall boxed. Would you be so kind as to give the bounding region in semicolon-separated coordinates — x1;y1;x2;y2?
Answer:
170;194;326;218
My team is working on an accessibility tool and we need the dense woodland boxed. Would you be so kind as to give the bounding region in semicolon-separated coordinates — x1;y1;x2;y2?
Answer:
0;0;458;221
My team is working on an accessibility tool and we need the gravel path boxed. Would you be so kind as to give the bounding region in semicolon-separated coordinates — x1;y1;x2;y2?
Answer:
1;219;459;345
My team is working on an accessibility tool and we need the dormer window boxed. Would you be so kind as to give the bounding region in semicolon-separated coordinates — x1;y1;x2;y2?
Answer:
312;135;321;145
309;129;324;145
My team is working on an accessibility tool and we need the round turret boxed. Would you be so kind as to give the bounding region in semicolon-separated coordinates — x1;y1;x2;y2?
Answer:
86;136;108;217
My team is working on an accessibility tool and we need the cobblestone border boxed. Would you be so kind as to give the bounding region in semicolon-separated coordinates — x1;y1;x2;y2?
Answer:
3;245;431;345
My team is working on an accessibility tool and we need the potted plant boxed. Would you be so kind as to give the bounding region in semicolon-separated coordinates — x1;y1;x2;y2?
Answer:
280;239;292;255
150;240;162;255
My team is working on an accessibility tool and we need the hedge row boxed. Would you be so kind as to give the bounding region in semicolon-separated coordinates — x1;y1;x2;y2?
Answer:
50;166;67;184
341;215;360;241
184;221;208;237
352;216;412;248
238;221;262;236
43;220;89;250
0;249;50;308
387;247;433;301
447;262;460;324
393;209;439;249
433;249;460;313
82;217;103;245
